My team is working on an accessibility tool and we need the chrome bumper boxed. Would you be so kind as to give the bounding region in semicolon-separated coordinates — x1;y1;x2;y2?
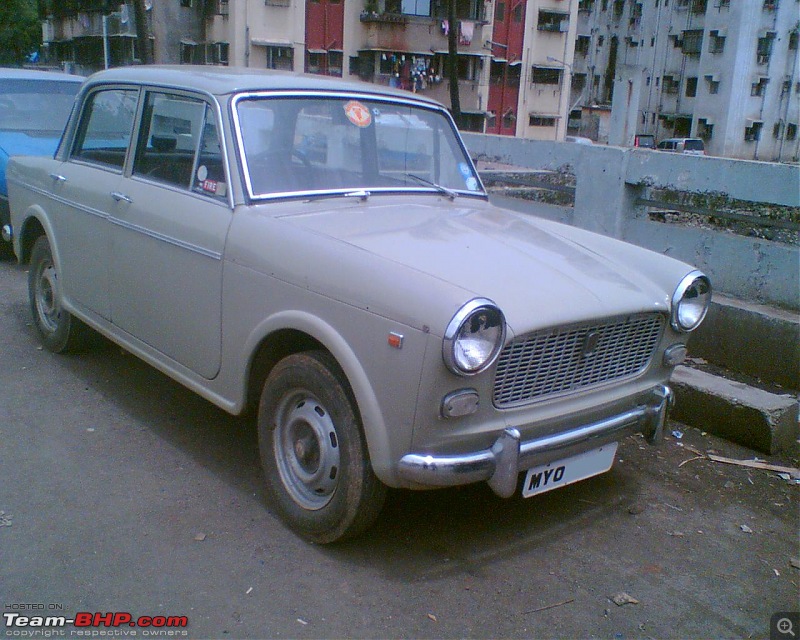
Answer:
397;385;673;498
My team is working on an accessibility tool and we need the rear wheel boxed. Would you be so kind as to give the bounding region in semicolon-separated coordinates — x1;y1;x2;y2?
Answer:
258;351;386;543
28;235;90;353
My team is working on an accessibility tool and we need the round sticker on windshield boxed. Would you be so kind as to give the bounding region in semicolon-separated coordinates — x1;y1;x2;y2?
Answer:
458;163;472;177
344;100;372;128
466;177;479;191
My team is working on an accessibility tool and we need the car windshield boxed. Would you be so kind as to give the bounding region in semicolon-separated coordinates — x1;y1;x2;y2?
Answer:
0;79;81;133
684;139;704;151
234;94;484;199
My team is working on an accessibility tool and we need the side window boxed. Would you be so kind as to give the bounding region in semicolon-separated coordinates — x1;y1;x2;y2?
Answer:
133;92;227;200
72;88;138;170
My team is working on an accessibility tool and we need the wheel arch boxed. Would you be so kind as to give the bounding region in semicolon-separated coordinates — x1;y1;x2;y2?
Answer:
242;310;393;480
16;208;52;265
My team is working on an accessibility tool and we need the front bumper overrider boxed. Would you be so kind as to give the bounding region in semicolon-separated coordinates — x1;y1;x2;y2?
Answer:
397;385;674;498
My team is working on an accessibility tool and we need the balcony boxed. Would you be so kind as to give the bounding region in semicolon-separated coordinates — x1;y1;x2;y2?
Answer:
360;11;409;24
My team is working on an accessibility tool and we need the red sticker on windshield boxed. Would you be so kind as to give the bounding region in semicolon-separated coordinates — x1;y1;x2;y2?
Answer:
344;100;372;127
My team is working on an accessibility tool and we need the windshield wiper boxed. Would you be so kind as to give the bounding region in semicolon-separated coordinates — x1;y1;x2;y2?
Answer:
403;173;458;200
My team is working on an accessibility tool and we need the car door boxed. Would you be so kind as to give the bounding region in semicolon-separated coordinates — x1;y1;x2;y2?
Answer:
50;86;139;319
109;89;231;379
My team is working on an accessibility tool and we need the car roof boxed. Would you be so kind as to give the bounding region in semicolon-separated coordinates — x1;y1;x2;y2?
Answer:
0;67;84;83
82;65;443;107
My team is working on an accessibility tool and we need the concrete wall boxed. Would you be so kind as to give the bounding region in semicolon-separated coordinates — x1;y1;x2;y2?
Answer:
462;132;800;309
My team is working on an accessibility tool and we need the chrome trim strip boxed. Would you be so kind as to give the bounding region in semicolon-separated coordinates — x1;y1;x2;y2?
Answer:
108;216;222;260
397;385;672;496
8;177;221;260
8;177;110;220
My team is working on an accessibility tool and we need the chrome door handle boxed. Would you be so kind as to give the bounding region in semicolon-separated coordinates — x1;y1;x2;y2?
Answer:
49;173;67;183
111;191;133;204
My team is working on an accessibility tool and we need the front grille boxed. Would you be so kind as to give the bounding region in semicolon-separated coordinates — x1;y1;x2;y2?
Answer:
493;313;665;408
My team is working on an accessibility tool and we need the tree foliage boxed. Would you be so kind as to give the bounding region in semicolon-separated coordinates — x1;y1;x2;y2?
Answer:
0;0;41;66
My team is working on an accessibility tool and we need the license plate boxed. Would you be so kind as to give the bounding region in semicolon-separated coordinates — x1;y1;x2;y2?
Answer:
522;442;618;498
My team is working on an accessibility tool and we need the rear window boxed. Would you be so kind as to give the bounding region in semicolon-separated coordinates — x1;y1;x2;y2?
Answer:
684;139;704;151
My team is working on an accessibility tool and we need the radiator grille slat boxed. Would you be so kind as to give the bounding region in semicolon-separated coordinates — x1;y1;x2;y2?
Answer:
493;313;664;408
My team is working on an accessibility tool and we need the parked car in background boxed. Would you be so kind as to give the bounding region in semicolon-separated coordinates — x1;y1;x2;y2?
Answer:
0;68;83;258
634;134;655;149
656;137;705;155
6;66;711;543
565;135;594;145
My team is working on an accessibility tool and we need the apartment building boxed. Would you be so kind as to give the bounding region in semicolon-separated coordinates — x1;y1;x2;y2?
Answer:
38;0;211;74
572;0;800;161
38;0;577;138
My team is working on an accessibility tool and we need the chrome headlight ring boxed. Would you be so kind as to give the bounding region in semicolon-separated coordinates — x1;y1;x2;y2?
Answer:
671;270;712;332
443;298;507;376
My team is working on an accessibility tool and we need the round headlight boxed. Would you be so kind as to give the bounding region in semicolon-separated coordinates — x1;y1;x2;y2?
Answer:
443;298;506;375
671;271;711;332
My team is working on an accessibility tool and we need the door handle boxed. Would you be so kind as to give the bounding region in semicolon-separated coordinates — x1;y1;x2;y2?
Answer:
49;173;67;183
111;191;133;204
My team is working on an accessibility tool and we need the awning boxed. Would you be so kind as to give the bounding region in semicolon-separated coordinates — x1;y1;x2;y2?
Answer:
180;39;198;45
357;47;433;56
306;48;327;54
492;57;508;63
531;63;564;70
528;112;561;118
540;9;570;15
697;116;713;125
432;50;489;57
461;109;488;115
704;74;719;82
745;118;763;126
508;59;523;66
710;28;726;37
251;38;293;47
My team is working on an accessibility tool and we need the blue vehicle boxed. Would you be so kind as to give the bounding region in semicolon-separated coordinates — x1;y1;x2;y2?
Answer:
0;68;83;257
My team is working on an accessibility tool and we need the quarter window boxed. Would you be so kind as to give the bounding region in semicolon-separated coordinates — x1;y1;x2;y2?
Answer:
72;88;138;171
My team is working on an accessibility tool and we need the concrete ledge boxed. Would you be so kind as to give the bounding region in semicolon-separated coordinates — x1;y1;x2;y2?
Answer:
687;294;800;390
671;366;799;455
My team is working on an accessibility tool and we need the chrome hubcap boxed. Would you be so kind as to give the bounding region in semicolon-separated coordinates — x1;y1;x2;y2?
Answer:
35;262;60;335
274;392;340;510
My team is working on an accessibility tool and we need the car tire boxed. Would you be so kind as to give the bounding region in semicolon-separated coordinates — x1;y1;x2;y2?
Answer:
258;350;386;543
28;235;90;353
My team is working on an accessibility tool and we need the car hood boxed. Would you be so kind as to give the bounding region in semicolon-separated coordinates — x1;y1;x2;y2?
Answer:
0;130;62;197
276;197;684;336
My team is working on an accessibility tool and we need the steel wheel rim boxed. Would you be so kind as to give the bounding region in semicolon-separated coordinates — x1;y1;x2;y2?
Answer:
35;260;60;335
274;391;341;510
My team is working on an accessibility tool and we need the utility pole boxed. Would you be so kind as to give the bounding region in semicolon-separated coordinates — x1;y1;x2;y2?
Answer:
447;0;462;128
133;0;153;64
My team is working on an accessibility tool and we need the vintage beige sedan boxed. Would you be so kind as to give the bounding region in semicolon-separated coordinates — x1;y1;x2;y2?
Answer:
5;66;710;543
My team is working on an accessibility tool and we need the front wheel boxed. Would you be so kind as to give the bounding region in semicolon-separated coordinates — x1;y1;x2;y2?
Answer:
258;351;386;543
28;235;89;353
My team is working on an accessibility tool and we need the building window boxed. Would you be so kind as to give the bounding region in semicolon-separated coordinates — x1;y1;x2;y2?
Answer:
531;66;562;84
537;9;569;32
494;1;505;21
744;122;763;141
773;121;784;138
180;0;192;7
681;30;703;55
789;31;799;51
328;51;343;76
180;42;197;64
686;76;698;97
612;0;624;19
529;116;556;126
782;79;791;94
575;35;591;55
578;0;594;11
598;35;605;46
512;3;523;22
662;74;679;93
787;123;798;140
502;110;515;129
709;31;725;53
751;77;769;96
762;0;777;10
705;75;720;94
267;46;293;70
402;0;431;16
697;118;713;139
601;0;608;10
757;32;776;64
